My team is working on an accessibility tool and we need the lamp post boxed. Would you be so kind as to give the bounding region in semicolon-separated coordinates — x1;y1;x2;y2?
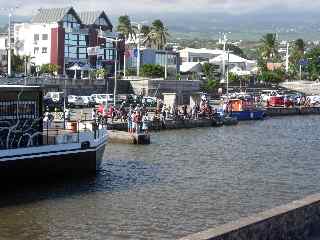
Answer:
105;36;121;106
132;21;147;78
1;7;19;77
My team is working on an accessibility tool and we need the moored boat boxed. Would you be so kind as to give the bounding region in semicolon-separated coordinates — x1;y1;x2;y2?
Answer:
0;85;108;179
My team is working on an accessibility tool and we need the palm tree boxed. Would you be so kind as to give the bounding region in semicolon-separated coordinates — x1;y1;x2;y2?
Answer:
140;25;152;48
149;20;169;50
117;15;136;40
259;33;279;62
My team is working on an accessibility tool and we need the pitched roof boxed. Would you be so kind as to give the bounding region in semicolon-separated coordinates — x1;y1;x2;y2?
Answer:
31;7;81;24
78;11;113;28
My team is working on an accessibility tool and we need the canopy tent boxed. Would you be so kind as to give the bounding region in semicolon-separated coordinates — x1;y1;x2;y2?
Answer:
67;63;92;79
210;53;250;64
180;62;203;73
230;66;251;76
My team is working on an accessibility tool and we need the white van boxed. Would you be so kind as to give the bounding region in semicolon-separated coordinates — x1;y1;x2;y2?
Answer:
91;94;113;104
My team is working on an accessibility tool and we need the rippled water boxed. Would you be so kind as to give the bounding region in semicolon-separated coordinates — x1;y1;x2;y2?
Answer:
1;115;320;240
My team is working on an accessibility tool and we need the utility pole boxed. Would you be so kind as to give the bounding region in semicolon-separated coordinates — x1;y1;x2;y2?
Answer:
8;13;12;77
114;36;118;106
136;23;141;77
285;42;289;74
222;33;227;83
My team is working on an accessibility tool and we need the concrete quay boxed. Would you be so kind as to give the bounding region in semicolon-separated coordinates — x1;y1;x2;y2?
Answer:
108;130;150;145
107;118;222;132
266;107;320;117
179;193;320;240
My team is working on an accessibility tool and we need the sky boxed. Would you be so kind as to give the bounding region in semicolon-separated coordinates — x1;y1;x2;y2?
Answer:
0;0;319;16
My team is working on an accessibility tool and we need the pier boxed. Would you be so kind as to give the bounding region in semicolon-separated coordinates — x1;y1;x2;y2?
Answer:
108;130;150;145
179;193;320;240
266;107;320;117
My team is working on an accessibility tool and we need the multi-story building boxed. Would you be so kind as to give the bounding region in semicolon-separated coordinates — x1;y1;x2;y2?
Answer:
13;7;115;75
126;48;180;78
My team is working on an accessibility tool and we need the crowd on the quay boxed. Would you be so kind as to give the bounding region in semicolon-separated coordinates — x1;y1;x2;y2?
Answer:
91;96;217;134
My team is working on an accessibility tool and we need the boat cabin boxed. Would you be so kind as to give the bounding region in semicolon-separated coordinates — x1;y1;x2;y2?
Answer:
227;98;254;112
0;85;43;149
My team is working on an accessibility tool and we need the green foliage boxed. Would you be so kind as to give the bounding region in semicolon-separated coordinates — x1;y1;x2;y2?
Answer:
40;63;59;75
96;68;108;79
202;63;219;80
257;69;286;84
11;53;24;73
228;72;239;82
140;64;164;78
126;68;137;76
258;33;279;62
148;19;170;50
201;79;218;92
304;47;320;80
218;44;247;59
117;15;136;39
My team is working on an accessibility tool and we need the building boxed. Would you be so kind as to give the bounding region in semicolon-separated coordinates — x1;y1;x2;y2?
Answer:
13;7;115;76
0;33;8;73
126;48;180;78
179;48;224;63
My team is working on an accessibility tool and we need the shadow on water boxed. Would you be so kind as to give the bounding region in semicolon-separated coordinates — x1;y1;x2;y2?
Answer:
0;159;161;208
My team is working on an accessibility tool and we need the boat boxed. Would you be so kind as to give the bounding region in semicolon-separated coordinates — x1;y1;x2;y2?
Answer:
227;98;266;121
0;85;108;179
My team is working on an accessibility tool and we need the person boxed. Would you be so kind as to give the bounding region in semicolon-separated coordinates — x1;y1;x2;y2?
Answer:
142;113;149;134
127;111;133;133
91;108;96;121
131;111;136;133
109;104;114;122
65;108;70;121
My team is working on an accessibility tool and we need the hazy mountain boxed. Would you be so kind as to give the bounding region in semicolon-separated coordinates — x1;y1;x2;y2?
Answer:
1;10;319;41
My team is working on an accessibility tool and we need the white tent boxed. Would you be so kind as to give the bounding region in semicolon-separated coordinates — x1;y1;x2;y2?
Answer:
229;66;251;76
210;53;250;64
180;62;202;73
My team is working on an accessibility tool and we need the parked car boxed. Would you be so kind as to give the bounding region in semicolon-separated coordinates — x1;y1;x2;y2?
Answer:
81;96;96;107
307;95;320;106
68;95;85;108
260;90;279;102
91;94;113;104
267;96;284;107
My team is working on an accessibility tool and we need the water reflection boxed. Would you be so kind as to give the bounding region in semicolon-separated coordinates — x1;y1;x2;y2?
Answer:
1;115;320;239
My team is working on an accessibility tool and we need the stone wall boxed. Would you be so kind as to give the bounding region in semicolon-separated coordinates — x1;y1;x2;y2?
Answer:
266;107;320;117
179;193;320;240
281;81;320;95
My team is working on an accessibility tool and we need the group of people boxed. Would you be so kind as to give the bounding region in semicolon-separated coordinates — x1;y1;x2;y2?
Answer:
127;105;149;134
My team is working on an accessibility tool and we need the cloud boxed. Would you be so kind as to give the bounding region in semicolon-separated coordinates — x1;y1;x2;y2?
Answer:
1;0;320;16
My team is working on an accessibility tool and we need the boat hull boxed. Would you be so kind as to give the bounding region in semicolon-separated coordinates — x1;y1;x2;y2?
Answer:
0;140;107;179
230;110;266;121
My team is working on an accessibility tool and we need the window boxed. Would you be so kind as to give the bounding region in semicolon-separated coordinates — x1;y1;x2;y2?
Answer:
42;47;47;54
34;34;39;42
34;47;39;55
42;34;48;40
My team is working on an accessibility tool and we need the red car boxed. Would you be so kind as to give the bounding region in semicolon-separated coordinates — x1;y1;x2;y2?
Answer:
267;96;284;107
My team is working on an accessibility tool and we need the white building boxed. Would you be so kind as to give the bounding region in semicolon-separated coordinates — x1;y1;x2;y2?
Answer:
179;48;224;63
12;7;114;76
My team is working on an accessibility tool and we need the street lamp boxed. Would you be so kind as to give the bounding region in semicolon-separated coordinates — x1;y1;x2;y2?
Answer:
1;6;19;77
132;21;148;78
105;35;122;106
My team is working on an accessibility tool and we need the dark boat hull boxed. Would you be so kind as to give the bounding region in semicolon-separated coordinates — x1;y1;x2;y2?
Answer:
230;110;266;121
0;141;107;179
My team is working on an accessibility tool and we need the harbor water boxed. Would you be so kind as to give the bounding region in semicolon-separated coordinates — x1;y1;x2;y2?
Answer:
1;115;320;239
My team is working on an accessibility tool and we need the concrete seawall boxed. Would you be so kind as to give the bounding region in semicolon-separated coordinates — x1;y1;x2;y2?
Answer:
266;107;320;117
107;119;220;132
179;193;320;240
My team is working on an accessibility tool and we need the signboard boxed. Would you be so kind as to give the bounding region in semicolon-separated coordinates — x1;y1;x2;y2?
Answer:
87;46;100;56
299;59;308;66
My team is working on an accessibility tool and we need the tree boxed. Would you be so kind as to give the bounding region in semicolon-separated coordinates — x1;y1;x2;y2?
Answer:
11;53;24;73
117;15;136;40
141;25;152;48
149;20;169;50
140;64;164;78
258;33;279;62
305;47;320;80
218;44;247;59
40;64;59;75
201;63;220;92
289;39;305;78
